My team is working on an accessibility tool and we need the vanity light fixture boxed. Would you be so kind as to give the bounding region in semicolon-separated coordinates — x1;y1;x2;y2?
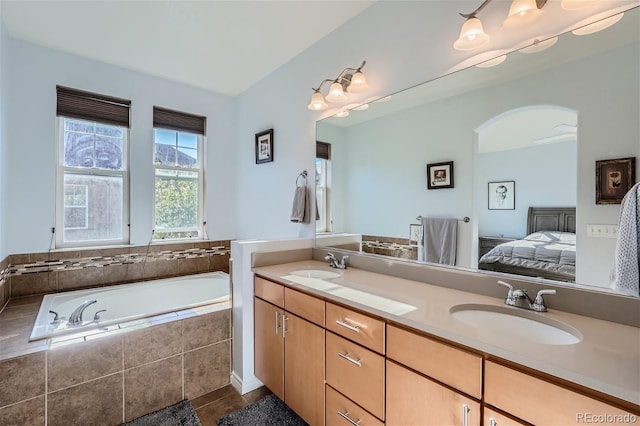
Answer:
334;109;350;118
353;104;369;111
476;54;507;68
307;61;368;111
572;12;624;35
503;0;544;29
561;0;598;10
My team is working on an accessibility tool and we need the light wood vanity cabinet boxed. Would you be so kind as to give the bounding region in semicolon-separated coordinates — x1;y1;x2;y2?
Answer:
254;277;325;426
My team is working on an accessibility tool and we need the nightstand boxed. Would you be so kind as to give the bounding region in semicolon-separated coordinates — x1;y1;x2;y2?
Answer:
478;236;517;259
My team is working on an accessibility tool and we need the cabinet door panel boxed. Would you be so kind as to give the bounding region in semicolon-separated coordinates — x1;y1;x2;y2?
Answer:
285;313;325;426
254;297;284;400
386;360;480;426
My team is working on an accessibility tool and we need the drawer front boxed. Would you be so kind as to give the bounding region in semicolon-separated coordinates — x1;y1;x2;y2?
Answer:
284;287;325;327
255;276;284;307
326;332;385;420
485;361;639;425
326;302;385;354
326;385;383;426
483;407;527;426
387;324;482;399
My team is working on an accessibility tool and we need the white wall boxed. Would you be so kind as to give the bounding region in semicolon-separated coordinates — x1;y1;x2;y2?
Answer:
5;38;237;254
0;11;7;259
477;141;577;238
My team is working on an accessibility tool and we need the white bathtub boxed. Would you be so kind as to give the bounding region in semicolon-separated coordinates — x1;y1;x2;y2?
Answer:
30;271;230;341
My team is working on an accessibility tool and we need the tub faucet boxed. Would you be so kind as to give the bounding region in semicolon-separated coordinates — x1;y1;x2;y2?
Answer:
325;252;348;269
68;299;97;326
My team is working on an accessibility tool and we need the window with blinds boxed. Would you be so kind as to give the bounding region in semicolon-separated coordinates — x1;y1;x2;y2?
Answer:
55;86;131;247
152;106;206;240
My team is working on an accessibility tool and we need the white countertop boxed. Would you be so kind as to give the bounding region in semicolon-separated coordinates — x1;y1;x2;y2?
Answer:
253;260;640;406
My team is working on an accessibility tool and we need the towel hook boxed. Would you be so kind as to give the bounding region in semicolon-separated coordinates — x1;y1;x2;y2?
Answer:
296;170;308;187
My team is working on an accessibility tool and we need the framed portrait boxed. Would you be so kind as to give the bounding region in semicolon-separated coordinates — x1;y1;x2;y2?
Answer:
427;161;454;189
488;181;515;210
255;128;274;164
595;157;636;204
409;224;423;246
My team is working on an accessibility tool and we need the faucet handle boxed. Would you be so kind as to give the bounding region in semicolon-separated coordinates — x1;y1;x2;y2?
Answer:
497;280;514;295
532;289;556;312
94;309;107;321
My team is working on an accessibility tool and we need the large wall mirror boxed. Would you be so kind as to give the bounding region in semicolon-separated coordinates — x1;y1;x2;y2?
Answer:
315;7;639;295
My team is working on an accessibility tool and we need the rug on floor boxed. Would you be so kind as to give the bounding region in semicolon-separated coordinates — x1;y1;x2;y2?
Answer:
121;400;201;426
217;394;307;426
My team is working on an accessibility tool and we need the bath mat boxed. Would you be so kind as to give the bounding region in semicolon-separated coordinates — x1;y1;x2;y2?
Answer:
217;394;307;426
121;400;201;426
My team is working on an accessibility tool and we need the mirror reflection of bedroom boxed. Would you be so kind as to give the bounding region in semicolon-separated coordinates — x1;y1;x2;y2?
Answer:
474;106;577;283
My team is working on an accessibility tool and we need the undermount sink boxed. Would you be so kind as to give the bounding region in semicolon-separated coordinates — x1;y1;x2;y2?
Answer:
289;269;341;279
450;303;582;346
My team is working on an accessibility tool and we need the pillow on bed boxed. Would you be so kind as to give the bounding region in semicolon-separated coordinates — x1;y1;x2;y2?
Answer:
523;231;576;245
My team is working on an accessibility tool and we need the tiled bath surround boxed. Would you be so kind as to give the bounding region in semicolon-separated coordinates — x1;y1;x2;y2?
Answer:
0;240;232;425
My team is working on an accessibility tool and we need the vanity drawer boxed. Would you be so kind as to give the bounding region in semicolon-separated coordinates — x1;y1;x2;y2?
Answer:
387;324;482;399
326;332;385;420
326;302;385;354
284;287;324;327
483;407;527;426
254;276;284;308
325;384;383;426
485;361;639;425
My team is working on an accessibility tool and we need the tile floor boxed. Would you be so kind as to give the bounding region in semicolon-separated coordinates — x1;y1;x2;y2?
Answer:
190;385;272;426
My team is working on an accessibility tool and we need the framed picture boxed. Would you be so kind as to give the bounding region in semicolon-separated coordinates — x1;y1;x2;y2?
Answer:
427;161;454;189
255;128;274;164
409;224;423;246
488;181;515;210
595;157;636;204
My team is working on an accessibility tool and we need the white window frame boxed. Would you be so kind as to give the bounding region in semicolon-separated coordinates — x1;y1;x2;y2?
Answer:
152;129;205;240
55;118;130;248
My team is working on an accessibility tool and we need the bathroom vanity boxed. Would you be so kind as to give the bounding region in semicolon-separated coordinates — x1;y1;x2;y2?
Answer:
252;258;640;426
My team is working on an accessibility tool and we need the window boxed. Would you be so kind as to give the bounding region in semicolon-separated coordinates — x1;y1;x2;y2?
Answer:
152;107;206;240
56;86;130;247
316;141;331;232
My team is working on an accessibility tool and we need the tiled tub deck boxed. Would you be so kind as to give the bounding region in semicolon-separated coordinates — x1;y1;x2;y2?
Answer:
0;298;231;425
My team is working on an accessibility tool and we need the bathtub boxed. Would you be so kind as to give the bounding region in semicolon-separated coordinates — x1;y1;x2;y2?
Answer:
30;271;230;341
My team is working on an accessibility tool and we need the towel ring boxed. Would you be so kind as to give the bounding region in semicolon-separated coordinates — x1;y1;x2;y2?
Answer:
296;170;308;187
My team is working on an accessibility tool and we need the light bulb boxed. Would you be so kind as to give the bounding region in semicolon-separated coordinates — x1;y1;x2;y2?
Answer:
347;71;368;92
325;81;347;103
454;17;490;51
307;92;328;111
503;0;542;29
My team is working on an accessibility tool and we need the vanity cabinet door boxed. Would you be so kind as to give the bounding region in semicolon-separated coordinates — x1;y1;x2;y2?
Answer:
386;360;480;426
284;312;325;426
254;297;284;400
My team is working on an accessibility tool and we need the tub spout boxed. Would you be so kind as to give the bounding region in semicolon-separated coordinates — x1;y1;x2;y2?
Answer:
68;300;97;326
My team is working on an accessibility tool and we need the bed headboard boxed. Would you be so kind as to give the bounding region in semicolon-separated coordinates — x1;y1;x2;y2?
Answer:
527;207;576;235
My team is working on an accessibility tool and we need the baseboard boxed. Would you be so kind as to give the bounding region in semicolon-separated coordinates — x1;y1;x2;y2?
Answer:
230;371;264;395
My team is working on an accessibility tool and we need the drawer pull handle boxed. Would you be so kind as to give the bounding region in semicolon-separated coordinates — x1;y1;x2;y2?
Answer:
281;315;288;338
489;418;497;426
337;410;361;426
274;311;279;335
462;404;469;426
336;319;360;333
337;352;362;367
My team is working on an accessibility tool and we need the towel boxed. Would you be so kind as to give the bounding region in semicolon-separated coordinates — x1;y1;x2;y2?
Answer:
422;217;457;265
610;182;640;297
290;186;309;223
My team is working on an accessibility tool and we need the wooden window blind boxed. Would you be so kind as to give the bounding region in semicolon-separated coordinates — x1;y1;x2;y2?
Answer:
316;141;331;160
153;106;207;135
56;85;131;128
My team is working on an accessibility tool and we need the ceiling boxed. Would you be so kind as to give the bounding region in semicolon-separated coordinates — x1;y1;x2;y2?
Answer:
0;0;374;96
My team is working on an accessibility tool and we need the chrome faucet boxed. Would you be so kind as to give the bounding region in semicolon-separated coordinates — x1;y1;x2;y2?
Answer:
68;299;97;326
498;281;556;312
325;252;349;269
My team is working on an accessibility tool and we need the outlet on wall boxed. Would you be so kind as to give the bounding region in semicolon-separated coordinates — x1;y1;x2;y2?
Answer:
586;224;619;239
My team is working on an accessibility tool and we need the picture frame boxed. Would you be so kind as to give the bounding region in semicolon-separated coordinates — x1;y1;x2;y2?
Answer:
255;128;274;164
409;224;423;246
595;157;636;204
488;181;515;210
426;161;454;189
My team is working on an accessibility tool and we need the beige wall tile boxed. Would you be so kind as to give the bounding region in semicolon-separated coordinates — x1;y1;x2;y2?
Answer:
141;258;180;280
0;352;45;407
10;273;56;297
0;396;45;426
101;263;144;285
48;334;122;392
47;373;123;426
124;355;182;422
183;340;231;399
57;267;104;291
210;254;230;273
182;309;230;352
179;256;210;275
123;321;182;369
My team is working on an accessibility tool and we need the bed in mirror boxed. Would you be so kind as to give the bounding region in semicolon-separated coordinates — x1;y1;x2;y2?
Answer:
315;7;639;294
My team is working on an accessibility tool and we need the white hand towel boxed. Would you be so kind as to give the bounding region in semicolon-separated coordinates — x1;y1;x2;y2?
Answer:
290;186;307;223
610;182;640;296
